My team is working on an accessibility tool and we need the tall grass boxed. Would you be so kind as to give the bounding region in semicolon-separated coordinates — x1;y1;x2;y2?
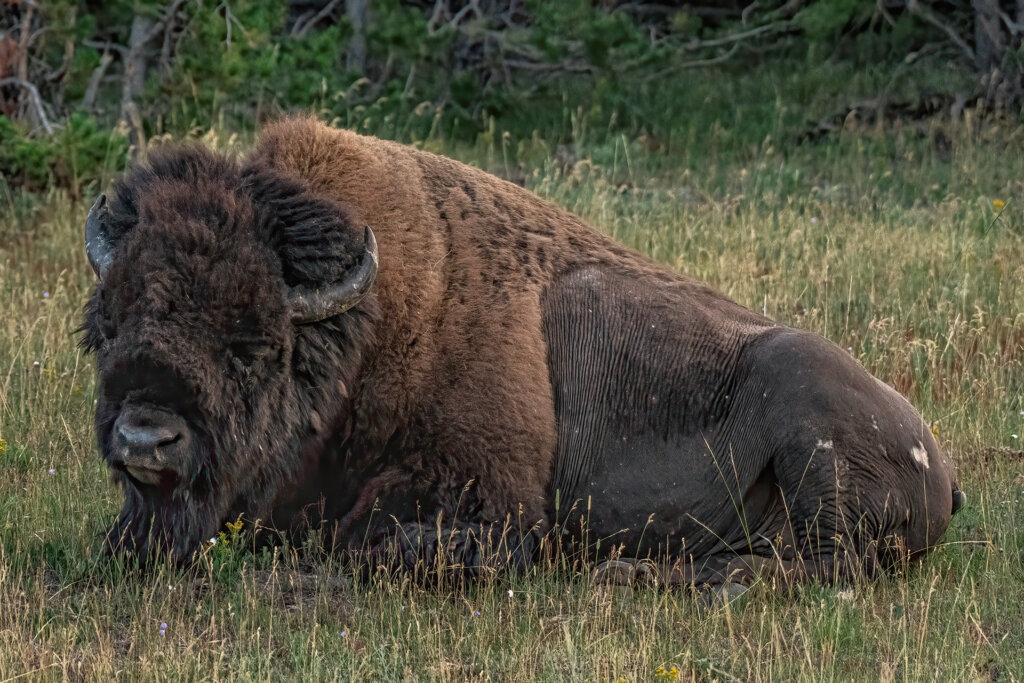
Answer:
1;117;1023;680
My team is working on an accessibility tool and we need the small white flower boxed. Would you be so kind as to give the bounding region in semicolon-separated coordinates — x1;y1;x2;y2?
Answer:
209;537;217;545
43;292;49;298
811;217;818;224
48;468;55;475
508;589;514;597
1012;434;1019;439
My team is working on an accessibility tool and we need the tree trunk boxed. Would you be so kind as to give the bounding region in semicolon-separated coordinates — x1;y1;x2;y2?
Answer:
122;13;154;159
972;0;1022;113
346;0;368;73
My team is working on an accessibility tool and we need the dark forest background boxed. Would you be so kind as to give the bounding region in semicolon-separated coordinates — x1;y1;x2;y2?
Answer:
1;1;1022;196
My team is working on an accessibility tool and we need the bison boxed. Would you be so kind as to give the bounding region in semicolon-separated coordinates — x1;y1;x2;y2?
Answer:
81;117;962;585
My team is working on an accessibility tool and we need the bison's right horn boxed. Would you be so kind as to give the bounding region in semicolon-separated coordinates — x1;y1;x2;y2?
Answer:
289;226;379;324
85;194;114;280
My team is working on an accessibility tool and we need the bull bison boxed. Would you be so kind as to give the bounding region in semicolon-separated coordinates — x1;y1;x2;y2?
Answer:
81;117;962;585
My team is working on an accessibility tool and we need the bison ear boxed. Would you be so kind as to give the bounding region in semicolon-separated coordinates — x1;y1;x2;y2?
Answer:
287;226;378;324
85;194;114;280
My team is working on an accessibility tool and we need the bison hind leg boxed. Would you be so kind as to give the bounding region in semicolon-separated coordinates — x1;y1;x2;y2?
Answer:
722;548;878;586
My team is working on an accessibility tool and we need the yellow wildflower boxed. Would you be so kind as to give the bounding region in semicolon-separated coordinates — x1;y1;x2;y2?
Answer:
993;199;1006;210
654;666;679;680
224;516;245;545
0;439;7;452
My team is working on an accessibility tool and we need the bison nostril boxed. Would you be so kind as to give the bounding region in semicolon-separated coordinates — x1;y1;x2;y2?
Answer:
117;423;183;455
114;419;187;486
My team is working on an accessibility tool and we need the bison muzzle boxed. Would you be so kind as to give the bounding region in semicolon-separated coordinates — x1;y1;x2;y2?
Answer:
81;117;962;585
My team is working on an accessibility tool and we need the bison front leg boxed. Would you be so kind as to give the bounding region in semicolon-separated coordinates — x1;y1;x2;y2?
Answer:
366;515;543;579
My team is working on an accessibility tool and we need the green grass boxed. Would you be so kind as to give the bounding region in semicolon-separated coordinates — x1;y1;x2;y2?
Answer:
2;114;1024;680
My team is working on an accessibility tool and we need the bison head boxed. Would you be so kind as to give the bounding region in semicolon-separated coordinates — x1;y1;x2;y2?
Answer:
81;148;379;563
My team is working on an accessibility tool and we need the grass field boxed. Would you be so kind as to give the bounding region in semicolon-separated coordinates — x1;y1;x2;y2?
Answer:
1;115;1024;680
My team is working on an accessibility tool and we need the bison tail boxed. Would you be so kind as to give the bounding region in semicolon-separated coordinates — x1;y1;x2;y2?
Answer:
951;485;967;515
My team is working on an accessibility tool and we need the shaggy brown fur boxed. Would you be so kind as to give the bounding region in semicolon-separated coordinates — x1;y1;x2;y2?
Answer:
83;117;961;582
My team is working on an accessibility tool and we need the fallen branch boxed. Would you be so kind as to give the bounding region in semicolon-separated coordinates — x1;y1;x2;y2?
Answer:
641;43;742;82
0;77;52;134
797;93;971;143
681;21;788;50
907;0;975;64
503;58;593;74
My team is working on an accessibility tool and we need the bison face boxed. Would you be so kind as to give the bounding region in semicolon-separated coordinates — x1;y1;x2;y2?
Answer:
80;150;378;563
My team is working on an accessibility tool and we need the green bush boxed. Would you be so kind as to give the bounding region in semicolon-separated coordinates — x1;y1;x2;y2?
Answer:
0;114;127;195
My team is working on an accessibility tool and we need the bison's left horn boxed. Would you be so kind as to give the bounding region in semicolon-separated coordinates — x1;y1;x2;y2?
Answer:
85;194;114;279
289;226;379;324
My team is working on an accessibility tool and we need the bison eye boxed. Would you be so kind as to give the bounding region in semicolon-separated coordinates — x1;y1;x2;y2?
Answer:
99;317;117;342
228;342;258;368
227;340;277;370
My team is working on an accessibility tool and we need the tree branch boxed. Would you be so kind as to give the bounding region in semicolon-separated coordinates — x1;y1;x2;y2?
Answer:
0;77;52;134
294;0;344;39
82;50;113;112
83;40;129;56
681;21;787;50
641;43;742;82
426;0;447;33
44;38;74;83
907;0;976;63
143;0;187;46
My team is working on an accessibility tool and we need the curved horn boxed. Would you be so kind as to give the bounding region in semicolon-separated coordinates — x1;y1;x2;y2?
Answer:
85;194;114;279
289;226;379;324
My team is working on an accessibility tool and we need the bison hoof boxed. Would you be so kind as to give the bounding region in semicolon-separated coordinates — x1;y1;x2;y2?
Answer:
698;581;750;607
592;559;655;587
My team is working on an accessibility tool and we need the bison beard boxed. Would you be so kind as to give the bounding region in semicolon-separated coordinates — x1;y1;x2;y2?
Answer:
81;117;961;585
